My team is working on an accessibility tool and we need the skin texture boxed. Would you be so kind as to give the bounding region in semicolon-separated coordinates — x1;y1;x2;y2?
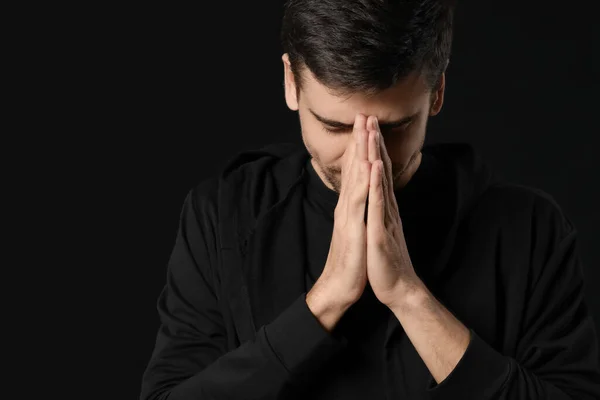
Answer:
281;53;445;195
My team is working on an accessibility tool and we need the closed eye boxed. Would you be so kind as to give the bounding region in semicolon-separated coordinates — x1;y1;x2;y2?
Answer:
322;122;411;136
322;126;351;135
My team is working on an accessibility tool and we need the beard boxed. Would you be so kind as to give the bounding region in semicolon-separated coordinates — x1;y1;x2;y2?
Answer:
303;132;425;195
305;140;343;193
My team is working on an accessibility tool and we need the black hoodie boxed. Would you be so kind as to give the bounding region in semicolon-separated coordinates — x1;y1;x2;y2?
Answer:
140;141;600;400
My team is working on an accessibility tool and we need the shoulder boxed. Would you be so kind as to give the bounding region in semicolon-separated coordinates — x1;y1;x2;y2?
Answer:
470;182;574;240
185;141;308;232
189;175;220;210
186;142;300;213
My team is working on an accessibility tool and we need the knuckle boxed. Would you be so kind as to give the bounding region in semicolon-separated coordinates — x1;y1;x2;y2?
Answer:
371;231;386;247
351;189;366;205
356;160;369;177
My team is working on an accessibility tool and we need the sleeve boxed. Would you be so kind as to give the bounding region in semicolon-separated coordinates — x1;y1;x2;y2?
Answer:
423;199;600;399
139;187;347;400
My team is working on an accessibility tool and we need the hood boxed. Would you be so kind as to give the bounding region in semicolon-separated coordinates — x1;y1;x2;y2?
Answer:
218;141;311;242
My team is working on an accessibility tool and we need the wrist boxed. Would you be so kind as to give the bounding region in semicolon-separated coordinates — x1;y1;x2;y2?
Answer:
387;277;428;314
306;283;353;333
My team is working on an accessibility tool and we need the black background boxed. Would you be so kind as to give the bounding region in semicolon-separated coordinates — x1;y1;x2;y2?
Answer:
96;1;599;397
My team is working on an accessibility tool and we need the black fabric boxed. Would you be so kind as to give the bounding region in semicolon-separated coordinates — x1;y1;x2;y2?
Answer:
302;151;444;286
300;152;446;398
140;142;600;400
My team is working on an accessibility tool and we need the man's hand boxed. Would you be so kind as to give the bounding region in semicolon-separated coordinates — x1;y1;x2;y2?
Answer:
306;114;371;332
364;116;423;310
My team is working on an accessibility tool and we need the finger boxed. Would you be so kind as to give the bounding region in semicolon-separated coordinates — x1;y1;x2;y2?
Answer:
368;117;385;194
371;117;389;201
373;117;393;186
341;114;365;191
367;115;378;132
374;117;399;215
367;160;386;233
348;159;371;225
368;127;388;221
350;120;370;220
341;140;355;182
367;127;380;163
356;114;368;162
340;133;358;199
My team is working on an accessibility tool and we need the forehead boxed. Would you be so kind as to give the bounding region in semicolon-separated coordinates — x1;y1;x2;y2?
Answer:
301;69;430;122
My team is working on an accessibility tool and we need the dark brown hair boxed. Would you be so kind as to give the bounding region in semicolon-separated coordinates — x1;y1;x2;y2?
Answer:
281;0;455;99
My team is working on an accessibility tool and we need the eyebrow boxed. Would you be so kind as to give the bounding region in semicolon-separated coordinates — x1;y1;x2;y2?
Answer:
308;107;418;131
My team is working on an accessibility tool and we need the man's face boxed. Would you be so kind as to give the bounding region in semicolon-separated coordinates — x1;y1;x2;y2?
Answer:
282;54;444;194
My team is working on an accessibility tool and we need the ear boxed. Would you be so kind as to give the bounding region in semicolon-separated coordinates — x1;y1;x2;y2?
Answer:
282;53;299;111
429;71;446;117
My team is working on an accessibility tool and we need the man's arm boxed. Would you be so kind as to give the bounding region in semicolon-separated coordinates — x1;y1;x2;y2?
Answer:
388;226;600;399
139;188;348;400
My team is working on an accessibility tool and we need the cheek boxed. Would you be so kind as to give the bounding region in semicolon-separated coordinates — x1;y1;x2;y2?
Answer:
383;134;412;158
383;125;424;162
302;124;348;164
317;139;347;164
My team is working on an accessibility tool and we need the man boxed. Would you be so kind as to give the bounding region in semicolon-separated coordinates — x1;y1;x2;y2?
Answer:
140;1;600;399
